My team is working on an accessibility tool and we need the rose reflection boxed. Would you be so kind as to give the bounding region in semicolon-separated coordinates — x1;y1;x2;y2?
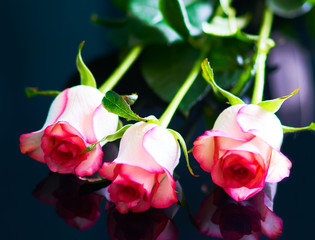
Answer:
32;172;103;230
194;183;283;240
107;205;178;240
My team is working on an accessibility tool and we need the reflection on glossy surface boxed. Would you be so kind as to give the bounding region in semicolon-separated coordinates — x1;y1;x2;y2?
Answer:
32;171;180;239
194;183;282;240
33;173;103;230
31;142;283;240
107;205;178;240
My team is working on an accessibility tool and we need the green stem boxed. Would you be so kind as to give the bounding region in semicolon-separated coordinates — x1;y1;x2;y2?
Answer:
251;7;274;104
99;45;143;94
159;54;204;128
283;123;315;133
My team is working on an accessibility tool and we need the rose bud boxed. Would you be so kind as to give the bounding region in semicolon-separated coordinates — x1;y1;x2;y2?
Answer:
20;85;118;176
193;104;292;201
99;121;180;213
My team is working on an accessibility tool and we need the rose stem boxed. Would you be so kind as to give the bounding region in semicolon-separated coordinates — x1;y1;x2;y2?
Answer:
99;45;143;94
251;7;274;104
159;52;206;128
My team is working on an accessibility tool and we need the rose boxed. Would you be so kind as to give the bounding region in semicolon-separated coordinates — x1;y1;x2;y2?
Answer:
193;104;292;201
20;85;118;176
98;121;180;214
194;184;283;240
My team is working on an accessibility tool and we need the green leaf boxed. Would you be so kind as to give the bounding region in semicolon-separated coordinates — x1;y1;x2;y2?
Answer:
201;58;244;105
283;122;315;133
24;88;60;98
76;41;97;88
81;124;133;154
267;0;312;18
102;91;145;121
141;43;209;115
185;0;215;31
257;89;299;113
128;0;182;44
159;0;198;38
207;37;256;94
168;129;199;177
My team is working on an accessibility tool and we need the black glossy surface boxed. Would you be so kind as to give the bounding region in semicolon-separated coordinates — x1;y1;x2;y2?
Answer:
1;1;315;239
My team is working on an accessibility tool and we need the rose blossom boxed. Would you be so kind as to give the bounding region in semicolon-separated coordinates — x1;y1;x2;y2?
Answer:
193;104;292;201
98;121;180;214
20;85;118;176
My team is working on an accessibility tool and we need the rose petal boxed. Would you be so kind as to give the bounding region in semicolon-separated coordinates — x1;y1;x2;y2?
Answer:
40;88;69;130
106;122;165;173
119;165;156;194
75;144;103;176
151;172;177;209
224;186;263;202
213;104;254;141
265;149;292;183
216;136;271;164
142;125;180;174
92;104;119;145
193;130;237;173
20;131;45;162
236;105;284;150
56;85;107;143
98;162;117;180
211;150;266;190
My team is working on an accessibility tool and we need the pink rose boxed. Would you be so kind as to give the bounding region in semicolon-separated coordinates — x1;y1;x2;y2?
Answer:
193;104;292;201
99;121;180;214
20;85;118;176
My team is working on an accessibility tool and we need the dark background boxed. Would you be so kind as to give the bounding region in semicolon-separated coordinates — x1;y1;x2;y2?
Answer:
1;1;315;239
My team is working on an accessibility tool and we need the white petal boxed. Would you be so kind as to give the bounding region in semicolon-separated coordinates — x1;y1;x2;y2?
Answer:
236;104;284;150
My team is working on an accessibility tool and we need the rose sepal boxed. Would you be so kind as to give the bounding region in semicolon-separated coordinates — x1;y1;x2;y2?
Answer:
168;129;199;177
257;88;299;113
76;41;97;88
201;59;244;105
24;87;61;98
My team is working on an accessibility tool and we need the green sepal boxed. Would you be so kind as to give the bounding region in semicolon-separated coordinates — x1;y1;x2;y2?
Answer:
145;115;161;125
201;59;244;105
81;124;133;154
168;129;199;177
76;41;97;88
283;122;315;133
24;87;61;98
257;88;299;113
102;91;145;121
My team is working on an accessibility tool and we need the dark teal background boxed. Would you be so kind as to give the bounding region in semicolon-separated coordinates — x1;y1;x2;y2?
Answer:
1;1;315;239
